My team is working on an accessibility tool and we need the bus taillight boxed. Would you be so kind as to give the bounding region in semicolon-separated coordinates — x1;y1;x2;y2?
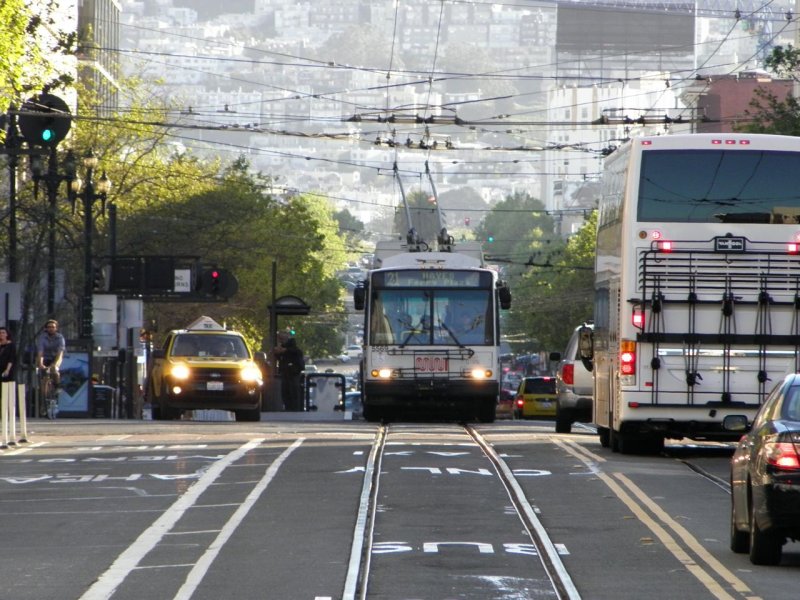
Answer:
620;340;636;376
632;308;645;329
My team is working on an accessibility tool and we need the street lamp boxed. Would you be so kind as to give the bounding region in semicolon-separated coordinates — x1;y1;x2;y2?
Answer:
69;149;111;340
30;147;77;314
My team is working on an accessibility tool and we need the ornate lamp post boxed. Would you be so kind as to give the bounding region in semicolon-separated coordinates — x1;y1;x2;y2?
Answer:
30;148;77;314
69;149;111;340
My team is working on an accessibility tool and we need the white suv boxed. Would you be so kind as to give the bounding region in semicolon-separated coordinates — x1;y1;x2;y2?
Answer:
551;322;594;433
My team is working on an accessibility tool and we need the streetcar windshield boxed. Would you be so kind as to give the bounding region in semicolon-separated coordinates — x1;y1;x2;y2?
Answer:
638;149;800;223
369;288;493;346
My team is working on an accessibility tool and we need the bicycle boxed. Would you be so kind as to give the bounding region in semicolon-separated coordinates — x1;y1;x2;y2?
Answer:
39;367;59;420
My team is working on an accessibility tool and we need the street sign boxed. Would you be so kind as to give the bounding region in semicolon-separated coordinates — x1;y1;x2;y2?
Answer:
0;283;22;321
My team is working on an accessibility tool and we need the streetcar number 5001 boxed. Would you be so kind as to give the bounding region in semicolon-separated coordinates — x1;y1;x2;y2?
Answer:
415;356;448;372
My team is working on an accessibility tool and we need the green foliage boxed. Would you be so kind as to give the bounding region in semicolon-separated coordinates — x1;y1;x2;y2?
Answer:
0;1;76;111
475;191;560;280
392;189;442;243
510;212;596;352
739;45;800;135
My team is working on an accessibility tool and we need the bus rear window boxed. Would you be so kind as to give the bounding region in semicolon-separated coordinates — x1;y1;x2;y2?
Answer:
638;149;800;223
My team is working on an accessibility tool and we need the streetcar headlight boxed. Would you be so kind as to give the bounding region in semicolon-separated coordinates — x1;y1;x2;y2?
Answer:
170;363;190;380
371;368;394;379
240;364;262;383
470;368;492;379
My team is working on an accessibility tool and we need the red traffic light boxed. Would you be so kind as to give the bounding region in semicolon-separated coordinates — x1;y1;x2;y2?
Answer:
198;268;238;299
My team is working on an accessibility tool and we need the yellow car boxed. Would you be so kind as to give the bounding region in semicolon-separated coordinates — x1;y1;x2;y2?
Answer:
148;317;266;421
515;376;557;419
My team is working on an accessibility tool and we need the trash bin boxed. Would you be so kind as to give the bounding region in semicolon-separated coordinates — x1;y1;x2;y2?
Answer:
92;385;115;418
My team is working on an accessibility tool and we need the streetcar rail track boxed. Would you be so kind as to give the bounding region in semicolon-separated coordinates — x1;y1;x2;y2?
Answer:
344;423;581;600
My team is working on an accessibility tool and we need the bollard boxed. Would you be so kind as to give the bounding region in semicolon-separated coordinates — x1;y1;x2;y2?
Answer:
16;383;27;443
1;382;9;449
6;381;16;446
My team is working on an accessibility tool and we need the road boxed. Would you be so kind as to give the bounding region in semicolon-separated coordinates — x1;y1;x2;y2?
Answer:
0;417;796;600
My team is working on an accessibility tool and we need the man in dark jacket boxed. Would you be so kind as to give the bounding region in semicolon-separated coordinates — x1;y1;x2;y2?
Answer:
276;334;305;411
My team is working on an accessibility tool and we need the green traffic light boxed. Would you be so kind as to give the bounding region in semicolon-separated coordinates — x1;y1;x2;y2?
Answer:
487;235;495;243
42;128;54;142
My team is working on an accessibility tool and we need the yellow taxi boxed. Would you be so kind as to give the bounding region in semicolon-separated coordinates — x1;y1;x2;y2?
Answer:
514;376;557;419
148;317;266;421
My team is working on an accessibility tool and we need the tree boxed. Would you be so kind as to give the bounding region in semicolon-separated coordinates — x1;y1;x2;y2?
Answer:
392;189;442;244
475;191;561;280
0;1;76;112
334;208;367;247
119;159;349;359
510;212;596;352
739;45;800;135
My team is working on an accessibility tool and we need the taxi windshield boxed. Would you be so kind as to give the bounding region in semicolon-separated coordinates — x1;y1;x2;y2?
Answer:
172;334;249;359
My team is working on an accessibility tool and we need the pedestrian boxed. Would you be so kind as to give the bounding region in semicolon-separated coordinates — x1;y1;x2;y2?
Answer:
0;327;16;382
275;332;305;411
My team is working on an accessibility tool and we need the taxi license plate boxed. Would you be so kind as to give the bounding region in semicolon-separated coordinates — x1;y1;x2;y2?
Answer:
206;381;224;391
415;356;448;372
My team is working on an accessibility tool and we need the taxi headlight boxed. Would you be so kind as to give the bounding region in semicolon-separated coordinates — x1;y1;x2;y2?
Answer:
170;364;190;380
240;364;262;383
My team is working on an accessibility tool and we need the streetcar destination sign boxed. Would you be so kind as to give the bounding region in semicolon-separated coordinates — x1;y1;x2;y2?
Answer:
377;270;489;288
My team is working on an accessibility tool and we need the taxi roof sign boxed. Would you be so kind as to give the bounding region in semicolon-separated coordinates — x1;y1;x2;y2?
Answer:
185;316;226;331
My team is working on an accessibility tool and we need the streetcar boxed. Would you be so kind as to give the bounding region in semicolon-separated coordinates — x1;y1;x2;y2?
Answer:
352;163;511;422
354;239;511;422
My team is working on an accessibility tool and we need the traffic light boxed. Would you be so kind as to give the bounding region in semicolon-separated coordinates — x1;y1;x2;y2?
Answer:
487;235;495;243
289;326;296;335
209;269;221;294
92;266;108;291
18;93;71;147
198;268;238;299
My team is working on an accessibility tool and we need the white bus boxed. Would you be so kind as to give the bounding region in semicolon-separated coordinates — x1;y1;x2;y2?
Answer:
354;240;511;422
586;133;800;453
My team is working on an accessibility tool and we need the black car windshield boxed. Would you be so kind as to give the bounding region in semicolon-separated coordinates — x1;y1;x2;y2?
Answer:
524;378;556;394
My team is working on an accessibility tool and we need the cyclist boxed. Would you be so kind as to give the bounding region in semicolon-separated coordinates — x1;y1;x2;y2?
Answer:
36;319;65;390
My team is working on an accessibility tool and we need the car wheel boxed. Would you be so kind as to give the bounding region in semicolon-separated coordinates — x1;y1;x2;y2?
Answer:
749;501;782;565
598;427;610;448
235;408;261;422
730;493;749;553
151;380;164;420
555;407;572;433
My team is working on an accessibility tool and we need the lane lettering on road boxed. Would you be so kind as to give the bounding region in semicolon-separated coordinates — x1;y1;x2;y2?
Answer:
79;437;276;600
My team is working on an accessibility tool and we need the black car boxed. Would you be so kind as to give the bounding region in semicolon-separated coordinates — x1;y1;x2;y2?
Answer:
729;373;800;565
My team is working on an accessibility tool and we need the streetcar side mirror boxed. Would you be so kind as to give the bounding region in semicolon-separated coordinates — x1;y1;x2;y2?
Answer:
498;284;511;310
353;282;366;310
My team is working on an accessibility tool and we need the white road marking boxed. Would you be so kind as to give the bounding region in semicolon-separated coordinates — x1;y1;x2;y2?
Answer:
173;439;303;600
79;438;268;600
